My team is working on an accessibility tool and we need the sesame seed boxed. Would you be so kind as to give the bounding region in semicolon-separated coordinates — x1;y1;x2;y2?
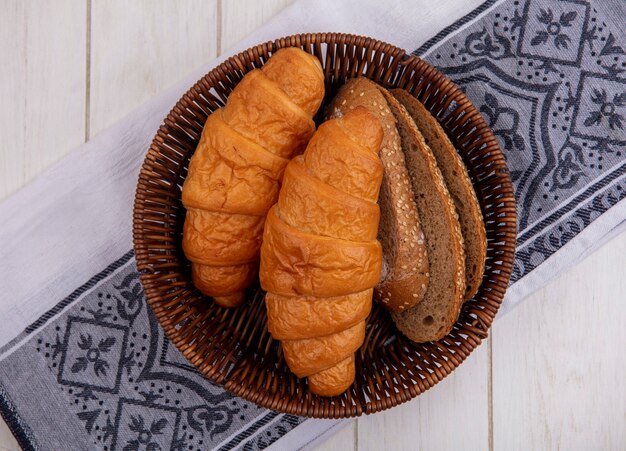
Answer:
341;99;346;105
417;239;424;245
359;92;364;96
401;265;407;269
412;293;419;298
421;284;426;289
425;273;430;277
412;267;417;271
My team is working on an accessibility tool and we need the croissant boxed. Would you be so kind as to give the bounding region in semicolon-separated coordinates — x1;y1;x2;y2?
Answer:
182;48;324;307
260;107;384;396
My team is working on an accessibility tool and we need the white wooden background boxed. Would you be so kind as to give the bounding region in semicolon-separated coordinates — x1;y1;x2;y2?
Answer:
1;1;624;450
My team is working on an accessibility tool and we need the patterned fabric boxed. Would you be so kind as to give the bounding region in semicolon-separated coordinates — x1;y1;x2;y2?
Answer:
0;253;302;450
0;1;623;450
415;0;625;282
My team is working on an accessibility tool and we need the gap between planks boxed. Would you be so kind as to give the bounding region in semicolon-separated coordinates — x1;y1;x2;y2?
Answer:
488;336;494;451
85;0;92;142
216;0;223;56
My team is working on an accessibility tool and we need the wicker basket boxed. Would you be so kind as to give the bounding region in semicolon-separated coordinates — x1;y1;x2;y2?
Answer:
133;33;516;418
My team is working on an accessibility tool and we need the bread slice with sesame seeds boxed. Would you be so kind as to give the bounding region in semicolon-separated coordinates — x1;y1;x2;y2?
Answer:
379;90;466;343
327;78;430;313
392;89;486;301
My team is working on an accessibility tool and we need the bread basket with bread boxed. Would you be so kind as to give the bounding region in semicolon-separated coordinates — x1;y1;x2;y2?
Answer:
133;33;516;418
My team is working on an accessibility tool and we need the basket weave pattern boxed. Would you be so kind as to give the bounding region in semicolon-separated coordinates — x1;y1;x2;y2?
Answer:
133;33;516;418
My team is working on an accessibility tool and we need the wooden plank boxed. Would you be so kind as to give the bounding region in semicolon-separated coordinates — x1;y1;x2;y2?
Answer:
4;2;625;451
89;0;218;136
0;1;86;448
492;231;626;450
0;0;86;201
0;419;20;451
220;0;294;52
312;421;356;451
356;341;490;451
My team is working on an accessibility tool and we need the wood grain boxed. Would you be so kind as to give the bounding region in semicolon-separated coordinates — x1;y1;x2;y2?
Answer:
313;421;356;451
0;0;86;202
0;2;85;445
0;419;18;451
492;231;626;451
220;0;294;52
89;0;218;137
354;343;489;451
2;1;626;450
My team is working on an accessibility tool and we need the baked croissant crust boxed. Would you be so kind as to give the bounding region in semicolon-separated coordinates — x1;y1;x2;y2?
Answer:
260;107;384;396
181;48;324;307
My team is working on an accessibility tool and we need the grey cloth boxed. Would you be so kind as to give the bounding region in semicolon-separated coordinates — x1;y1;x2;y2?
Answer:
0;0;624;450
415;0;626;285
1;255;302;450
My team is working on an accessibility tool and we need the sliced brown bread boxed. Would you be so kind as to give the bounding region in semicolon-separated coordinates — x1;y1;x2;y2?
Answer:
327;78;429;312
392;89;487;300
380;89;466;343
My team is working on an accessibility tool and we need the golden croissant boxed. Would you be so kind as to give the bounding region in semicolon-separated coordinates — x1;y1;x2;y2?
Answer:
182;48;325;307
260;107;384;396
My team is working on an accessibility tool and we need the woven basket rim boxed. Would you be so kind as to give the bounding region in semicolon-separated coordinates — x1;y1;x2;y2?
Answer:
132;32;517;418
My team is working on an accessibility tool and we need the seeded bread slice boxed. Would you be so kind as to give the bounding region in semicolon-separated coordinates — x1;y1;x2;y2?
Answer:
392;89;487;300
380;90;466;343
327;78;429;312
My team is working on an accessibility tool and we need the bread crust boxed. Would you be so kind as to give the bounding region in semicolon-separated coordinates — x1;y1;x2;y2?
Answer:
281;321;365;377
222;70;315;159
308;355;355;397
266;290;372;340
182;112;288;216
380;91;466;343
279;157;380;242
260;107;384;396
392;89;486;300
181;48;324;307
260;206;383;297
183;209;264;266
303;120;384;201
327;78;430;313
